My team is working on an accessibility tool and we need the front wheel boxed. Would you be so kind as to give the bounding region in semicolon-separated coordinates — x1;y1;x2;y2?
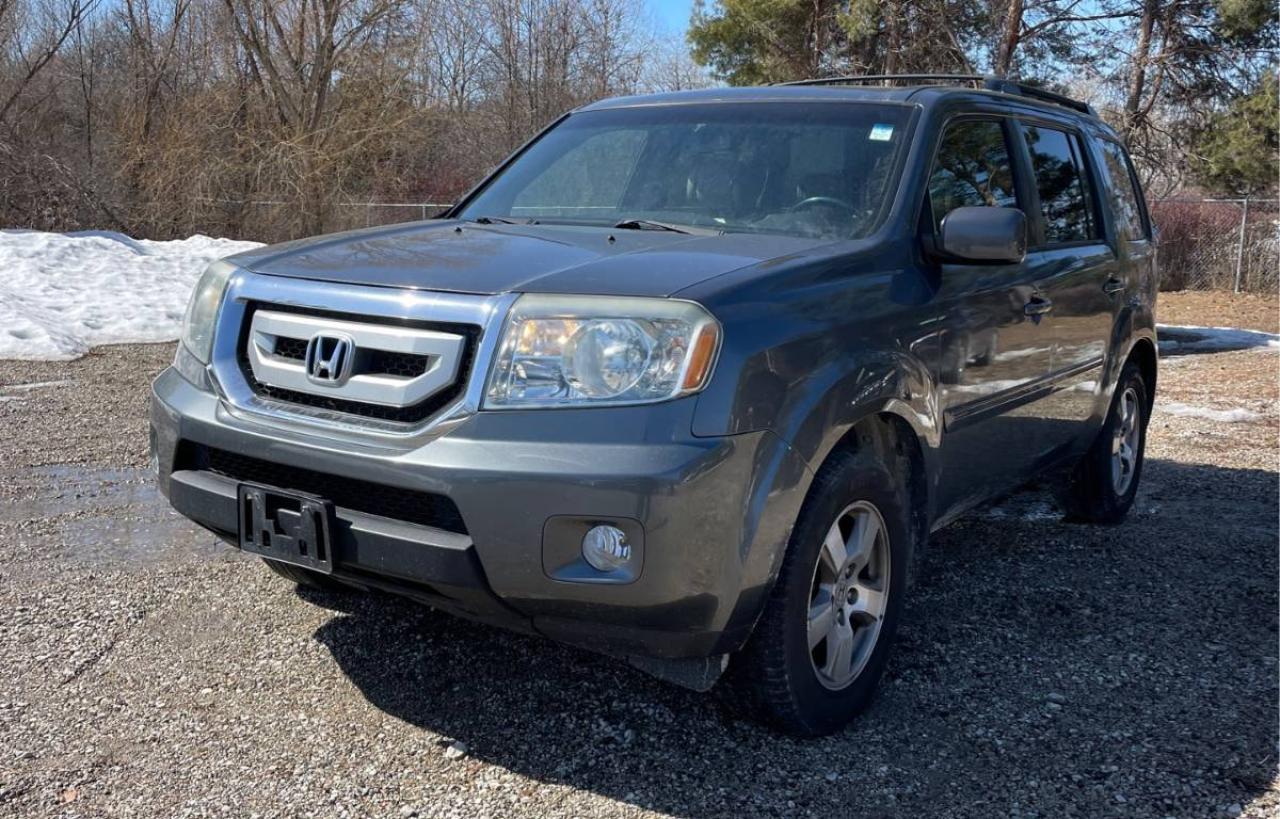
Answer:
727;447;913;736
1062;361;1149;524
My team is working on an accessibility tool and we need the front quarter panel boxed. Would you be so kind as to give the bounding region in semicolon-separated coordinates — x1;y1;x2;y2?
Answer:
685;240;944;506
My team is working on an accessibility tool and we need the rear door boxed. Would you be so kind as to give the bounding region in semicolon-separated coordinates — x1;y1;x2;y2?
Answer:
1014;120;1116;450
1096;138;1157;314
927;116;1061;518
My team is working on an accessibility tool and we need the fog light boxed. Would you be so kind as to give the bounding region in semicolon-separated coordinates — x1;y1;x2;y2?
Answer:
582;525;632;572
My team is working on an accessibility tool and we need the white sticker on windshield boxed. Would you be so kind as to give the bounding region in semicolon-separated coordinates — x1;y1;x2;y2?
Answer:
869;123;894;142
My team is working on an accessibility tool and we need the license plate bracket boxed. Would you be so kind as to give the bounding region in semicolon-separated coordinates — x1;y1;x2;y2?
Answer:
237;483;335;574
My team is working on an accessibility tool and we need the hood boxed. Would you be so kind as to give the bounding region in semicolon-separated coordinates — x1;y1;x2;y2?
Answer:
226;220;833;297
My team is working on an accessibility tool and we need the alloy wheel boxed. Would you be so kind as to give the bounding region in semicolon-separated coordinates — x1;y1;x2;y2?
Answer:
1111;386;1141;495
807;500;891;690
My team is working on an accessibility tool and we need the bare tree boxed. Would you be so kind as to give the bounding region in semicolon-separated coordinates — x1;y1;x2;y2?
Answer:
643;35;711;92
0;0;100;124
221;0;404;231
2;0;1268;242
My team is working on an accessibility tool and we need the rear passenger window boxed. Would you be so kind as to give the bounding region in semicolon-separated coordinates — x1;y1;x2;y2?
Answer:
1100;141;1149;240
928;120;1017;231
1020;124;1098;244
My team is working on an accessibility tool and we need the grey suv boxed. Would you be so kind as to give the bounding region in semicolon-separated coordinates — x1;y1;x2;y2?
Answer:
152;76;1157;735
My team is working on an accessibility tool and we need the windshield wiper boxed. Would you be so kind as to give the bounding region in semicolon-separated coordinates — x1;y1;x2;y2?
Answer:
612;218;721;236
468;215;528;225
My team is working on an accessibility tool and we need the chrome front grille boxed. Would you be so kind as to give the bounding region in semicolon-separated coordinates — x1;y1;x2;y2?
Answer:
208;273;516;443
236;303;480;424
269;335;431;377
245;308;468;408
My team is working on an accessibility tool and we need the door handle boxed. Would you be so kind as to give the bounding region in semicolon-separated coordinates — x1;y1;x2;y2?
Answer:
1103;277;1126;295
1023;296;1054;317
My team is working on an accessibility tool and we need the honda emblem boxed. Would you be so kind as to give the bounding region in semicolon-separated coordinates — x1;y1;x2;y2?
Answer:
304;333;355;386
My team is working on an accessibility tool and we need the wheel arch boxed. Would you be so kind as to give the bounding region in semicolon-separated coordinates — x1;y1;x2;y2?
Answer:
817;411;930;579
1105;294;1157;418
778;406;932;595
1125;335;1158;417
767;352;941;594
719;403;934;656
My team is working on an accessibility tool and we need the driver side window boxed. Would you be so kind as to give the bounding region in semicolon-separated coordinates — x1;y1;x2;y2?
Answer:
928;119;1017;232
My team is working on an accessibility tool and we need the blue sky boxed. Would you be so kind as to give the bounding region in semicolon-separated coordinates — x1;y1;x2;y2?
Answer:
651;0;695;35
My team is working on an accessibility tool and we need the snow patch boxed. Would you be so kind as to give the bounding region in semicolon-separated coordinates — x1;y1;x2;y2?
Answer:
1159;401;1262;424
982;496;1061;522
0;230;262;360
1158;324;1280;355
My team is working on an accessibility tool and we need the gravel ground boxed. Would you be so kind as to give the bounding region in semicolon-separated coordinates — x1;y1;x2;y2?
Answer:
0;293;1276;818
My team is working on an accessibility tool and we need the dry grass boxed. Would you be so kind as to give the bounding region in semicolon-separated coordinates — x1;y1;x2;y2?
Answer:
1159;290;1280;334
1154;291;1277;470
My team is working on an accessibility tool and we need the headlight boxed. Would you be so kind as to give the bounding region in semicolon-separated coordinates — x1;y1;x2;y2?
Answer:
484;294;720;408
180;260;236;363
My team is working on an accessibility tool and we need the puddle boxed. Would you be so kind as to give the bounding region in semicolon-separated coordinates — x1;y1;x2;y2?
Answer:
4;464;243;568
2;465;159;522
51;509;236;568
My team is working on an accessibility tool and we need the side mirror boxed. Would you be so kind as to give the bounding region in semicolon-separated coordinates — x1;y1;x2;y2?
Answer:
938;206;1027;264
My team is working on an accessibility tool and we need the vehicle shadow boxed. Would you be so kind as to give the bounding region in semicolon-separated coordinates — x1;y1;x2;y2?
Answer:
310;457;1278;818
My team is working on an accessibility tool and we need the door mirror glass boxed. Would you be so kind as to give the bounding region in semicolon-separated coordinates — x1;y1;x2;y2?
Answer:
938;206;1027;263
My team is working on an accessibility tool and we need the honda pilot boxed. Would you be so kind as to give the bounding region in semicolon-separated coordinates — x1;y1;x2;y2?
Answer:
152;76;1158;735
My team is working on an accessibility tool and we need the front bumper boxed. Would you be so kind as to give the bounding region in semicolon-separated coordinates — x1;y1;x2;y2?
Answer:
151;366;810;662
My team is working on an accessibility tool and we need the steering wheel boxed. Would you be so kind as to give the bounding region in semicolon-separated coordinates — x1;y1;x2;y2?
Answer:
789;195;857;216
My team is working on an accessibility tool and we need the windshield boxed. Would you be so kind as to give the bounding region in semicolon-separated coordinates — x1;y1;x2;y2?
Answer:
458;102;912;240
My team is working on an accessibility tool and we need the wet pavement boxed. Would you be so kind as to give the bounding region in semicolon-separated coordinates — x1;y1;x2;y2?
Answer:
2;464;238;574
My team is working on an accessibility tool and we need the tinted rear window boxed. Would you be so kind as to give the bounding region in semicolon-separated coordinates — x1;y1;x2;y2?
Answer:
1100;141;1149;240
1020;124;1099;245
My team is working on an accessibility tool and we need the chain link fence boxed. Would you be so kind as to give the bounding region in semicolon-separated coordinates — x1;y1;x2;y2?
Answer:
335;201;455;227
1149;198;1279;293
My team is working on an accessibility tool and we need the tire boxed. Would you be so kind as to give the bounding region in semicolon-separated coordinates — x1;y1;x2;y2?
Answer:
261;558;347;591
727;446;913;736
1062;361;1149;524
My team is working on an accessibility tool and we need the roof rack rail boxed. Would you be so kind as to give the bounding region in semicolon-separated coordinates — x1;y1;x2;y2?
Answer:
996;80;1097;116
778;74;1097;117
780;74;988;88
